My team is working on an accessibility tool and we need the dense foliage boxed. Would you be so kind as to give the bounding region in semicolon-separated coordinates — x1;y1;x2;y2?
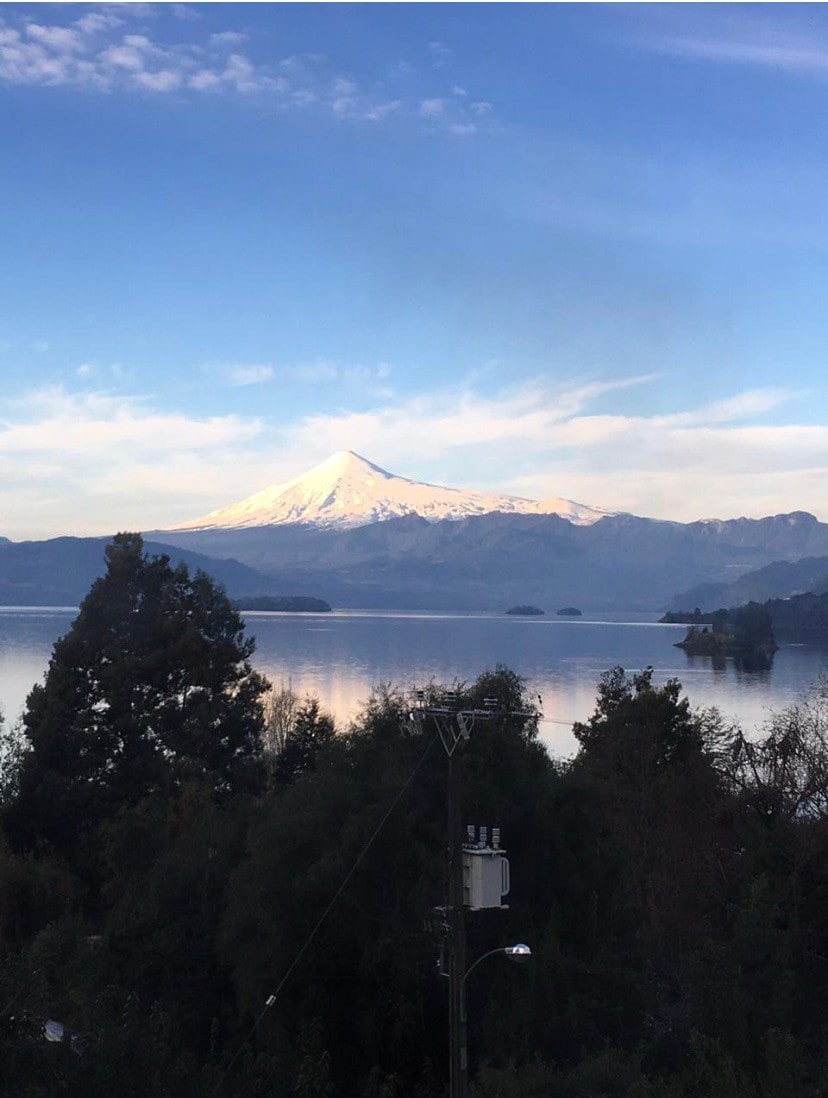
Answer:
764;589;828;642
676;603;777;667
5;533;267;862
2;539;828;1095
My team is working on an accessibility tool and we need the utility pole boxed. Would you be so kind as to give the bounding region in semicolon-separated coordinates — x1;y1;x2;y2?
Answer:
447;738;467;1098
409;690;532;1098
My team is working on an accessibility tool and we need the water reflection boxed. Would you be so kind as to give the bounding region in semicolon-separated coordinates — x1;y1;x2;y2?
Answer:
0;608;825;760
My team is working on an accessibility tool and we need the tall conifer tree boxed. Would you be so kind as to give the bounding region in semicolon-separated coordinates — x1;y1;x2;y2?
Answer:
9;533;267;853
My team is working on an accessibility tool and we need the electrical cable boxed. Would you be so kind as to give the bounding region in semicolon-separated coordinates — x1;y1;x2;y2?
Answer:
211;730;438;1096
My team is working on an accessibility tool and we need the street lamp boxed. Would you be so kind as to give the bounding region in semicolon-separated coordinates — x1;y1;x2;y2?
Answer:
461;943;532;1026
504;943;532;961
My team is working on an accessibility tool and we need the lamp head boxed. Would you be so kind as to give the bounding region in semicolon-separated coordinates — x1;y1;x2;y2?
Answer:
504;943;532;964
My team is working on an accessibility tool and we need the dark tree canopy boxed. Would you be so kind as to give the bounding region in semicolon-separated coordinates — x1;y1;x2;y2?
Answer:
8;533;267;853
5;637;828;1096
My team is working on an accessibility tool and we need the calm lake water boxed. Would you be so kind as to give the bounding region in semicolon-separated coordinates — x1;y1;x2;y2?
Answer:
1;607;826;758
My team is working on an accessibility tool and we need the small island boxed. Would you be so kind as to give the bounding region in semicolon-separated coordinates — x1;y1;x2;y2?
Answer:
556;606;583;617
231;596;332;613
505;605;545;616
674;604;777;666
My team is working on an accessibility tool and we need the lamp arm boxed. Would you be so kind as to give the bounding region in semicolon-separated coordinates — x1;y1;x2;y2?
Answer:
462;947;507;986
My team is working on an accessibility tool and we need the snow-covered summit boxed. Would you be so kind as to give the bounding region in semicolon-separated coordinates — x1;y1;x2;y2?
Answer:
172;450;613;531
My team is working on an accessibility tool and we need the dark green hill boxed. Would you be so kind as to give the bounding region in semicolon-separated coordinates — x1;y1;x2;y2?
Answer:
0;536;281;606
671;555;828;610
765;589;828;643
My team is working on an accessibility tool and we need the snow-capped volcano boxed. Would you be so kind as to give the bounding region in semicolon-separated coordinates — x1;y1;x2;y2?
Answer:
172;451;614;531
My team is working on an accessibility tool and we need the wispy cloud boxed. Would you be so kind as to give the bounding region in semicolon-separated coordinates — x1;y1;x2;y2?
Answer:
2;386;261;456
645;34;828;77
276;377;821;522
0;376;820;538
635;12;828;80
419;97;445;117
223;364;275;387
0;386;266;537
172;4;200;23
280;360;392;386
282;375;657;462
428;40;452;68
0;12;491;135
214;359;392;389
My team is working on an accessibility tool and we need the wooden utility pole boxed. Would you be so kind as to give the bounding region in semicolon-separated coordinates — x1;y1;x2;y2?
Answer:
447;744;467;1098
408;692;529;1098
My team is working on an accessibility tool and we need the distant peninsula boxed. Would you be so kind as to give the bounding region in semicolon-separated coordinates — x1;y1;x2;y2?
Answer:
669;589;828;651
659;608;714;625
231;596;332;613
556;606;582;617
505;605;545;616
673;604;777;666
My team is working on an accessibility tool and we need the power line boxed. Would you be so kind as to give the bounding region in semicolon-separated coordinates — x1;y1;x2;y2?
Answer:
211;731;438;1096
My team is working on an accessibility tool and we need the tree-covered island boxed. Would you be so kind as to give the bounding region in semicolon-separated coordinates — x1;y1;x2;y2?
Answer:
675;603;777;663
669;588;828;662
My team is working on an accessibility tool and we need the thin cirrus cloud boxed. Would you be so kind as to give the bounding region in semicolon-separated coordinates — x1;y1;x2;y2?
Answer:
636;16;828;79
223;364;275;388
217;360;391;388
279;360;392;386
0;10;490;134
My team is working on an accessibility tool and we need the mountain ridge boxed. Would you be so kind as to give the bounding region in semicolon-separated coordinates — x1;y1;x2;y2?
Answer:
153;508;828;612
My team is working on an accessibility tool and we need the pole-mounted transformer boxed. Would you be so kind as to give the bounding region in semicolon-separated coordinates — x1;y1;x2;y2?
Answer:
463;824;510;911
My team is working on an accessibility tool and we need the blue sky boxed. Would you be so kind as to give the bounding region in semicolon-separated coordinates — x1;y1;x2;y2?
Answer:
0;2;827;538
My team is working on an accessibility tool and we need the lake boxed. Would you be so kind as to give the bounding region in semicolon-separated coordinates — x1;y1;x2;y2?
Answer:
1;607;826;758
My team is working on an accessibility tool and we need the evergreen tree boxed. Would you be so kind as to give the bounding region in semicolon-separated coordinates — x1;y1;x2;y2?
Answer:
271;696;336;784
7;533;267;854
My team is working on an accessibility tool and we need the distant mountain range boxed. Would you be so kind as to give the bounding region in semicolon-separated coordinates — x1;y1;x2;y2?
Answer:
152;508;828;613
671;556;828;610
2;453;827;612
